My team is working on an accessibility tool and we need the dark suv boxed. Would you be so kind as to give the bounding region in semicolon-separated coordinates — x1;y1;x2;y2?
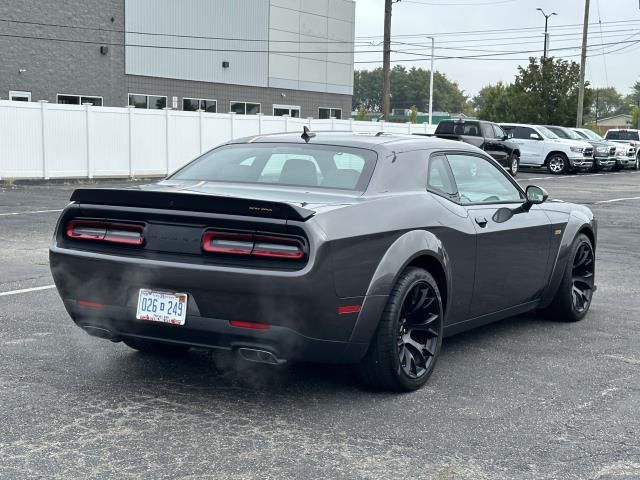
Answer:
434;119;521;176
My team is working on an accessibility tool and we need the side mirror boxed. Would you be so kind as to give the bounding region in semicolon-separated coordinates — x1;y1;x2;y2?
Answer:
530;133;541;140
523;185;548;211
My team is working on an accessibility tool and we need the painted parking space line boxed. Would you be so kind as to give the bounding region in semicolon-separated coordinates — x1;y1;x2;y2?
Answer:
595;196;640;204
0;209;63;217
0;285;56;297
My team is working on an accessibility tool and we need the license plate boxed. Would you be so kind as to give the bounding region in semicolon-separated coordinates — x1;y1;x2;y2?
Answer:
136;289;188;325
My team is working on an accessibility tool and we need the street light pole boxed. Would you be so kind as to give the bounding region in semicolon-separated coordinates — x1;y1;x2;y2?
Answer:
427;37;435;125
536;8;557;59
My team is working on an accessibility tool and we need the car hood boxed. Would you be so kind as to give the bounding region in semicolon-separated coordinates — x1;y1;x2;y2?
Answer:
551;138;592;149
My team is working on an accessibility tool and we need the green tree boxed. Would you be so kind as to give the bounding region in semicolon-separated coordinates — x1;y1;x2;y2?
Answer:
475;57;591;126
353;66;471;115
474;82;517;122
590;87;625;121
409;105;418;123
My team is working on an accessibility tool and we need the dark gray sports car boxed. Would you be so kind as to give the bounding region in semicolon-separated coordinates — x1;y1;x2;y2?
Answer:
50;131;597;391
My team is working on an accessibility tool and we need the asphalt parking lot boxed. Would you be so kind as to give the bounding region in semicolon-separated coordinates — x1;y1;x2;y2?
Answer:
1;170;639;480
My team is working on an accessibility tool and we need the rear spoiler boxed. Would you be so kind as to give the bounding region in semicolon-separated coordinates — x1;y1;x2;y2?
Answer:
69;188;316;222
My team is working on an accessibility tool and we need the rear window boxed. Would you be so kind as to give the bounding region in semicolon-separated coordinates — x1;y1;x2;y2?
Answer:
436;121;481;136
605;130;639;141
171;143;377;191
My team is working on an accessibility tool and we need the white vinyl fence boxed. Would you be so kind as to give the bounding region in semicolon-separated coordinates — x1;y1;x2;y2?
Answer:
0;100;436;180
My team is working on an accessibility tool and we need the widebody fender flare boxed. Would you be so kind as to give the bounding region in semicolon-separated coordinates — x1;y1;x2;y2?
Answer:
539;211;596;308
348;229;452;345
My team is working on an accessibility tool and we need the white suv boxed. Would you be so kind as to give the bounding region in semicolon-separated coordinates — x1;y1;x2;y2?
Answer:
500;124;593;174
603;129;640;170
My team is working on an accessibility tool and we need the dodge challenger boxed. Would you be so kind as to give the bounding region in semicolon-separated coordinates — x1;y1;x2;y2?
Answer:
50;130;597;391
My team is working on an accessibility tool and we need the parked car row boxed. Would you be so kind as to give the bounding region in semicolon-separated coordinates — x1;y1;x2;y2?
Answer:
433;119;640;175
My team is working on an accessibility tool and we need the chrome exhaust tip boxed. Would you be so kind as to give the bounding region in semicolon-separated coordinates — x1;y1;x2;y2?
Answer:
238;348;286;365
82;325;120;342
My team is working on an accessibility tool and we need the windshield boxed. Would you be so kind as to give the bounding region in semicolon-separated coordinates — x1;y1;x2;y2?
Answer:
580;129;603;141
606;130;640;141
562;128;583;140
537;126;559;139
170;143;377;191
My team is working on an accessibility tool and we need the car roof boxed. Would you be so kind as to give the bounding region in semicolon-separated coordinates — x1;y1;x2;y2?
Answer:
606;128;639;132
227;130;480;152
499;123;540;127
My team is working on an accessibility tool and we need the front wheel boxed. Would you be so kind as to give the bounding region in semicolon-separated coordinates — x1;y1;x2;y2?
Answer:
547;154;568;175
543;233;595;322
508;154;519;177
359;267;444;391
634;155;639;170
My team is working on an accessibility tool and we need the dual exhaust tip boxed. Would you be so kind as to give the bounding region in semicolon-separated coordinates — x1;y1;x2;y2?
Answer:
237;347;286;365
81;325;286;365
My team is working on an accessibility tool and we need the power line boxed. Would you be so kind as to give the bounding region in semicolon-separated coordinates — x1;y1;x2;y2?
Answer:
0;17;362;45
355;19;640;39
402;0;519;5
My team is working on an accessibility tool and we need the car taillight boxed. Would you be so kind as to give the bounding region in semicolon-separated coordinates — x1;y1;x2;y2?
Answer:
66;220;144;245
202;231;253;255
253;235;304;259
202;230;305;259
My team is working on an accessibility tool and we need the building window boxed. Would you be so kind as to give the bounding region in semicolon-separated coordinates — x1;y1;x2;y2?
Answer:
230;101;261;115
319;108;342;120
9;91;31;102
57;94;103;106
128;93;167;109
183;98;217;112
273;105;301;118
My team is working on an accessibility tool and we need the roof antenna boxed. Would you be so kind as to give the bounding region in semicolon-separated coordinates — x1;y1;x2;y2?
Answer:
301;126;316;143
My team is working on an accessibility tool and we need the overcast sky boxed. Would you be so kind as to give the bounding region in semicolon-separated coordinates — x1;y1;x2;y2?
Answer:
354;0;640;99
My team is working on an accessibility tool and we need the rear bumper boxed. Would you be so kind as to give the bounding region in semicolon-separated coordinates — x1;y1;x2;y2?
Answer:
50;246;387;364
65;300;372;363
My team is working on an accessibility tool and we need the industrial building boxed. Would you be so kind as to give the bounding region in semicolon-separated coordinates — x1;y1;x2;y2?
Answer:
1;0;355;118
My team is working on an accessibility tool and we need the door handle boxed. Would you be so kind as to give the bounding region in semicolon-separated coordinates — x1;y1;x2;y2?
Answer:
475;216;488;228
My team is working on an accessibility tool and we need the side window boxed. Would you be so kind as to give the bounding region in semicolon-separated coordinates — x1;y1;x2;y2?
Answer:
446;154;522;204
427;155;457;197
493;125;506;139
480;123;494;138
515;126;535;139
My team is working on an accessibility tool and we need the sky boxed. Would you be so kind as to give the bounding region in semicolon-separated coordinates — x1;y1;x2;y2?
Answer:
353;0;640;100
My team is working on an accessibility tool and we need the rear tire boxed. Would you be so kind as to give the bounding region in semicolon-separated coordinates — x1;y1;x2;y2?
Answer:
543;233;595;322
123;337;190;355
547;153;568;175
359;267;443;392
508;154;519;177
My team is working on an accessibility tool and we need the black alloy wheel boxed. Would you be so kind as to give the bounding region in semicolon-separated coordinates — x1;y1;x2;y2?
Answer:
360;268;443;391
543;233;595;322
571;241;595;315
547;154;568;175
509;155;519;177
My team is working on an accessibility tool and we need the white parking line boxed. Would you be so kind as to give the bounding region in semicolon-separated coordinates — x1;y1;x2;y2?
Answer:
0;285;56;297
595;196;640;204
0;209;63;217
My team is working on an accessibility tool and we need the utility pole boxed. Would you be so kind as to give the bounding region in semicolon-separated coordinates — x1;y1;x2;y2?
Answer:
576;0;590;127
429;36;434;125
536;8;557;60
382;0;398;120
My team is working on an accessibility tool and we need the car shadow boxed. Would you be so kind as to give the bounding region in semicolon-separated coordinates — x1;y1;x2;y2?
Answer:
89;312;554;399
